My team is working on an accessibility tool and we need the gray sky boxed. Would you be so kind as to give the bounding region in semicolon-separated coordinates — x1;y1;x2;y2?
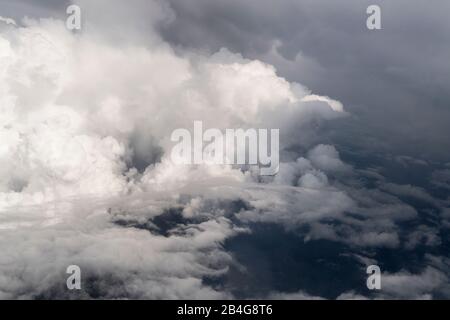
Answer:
159;0;450;160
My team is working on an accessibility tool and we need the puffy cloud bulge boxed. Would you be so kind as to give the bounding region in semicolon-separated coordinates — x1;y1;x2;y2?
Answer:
0;0;447;299
0;3;344;205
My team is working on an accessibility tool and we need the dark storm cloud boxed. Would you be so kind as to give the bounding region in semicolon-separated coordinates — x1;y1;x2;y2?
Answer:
161;0;450;160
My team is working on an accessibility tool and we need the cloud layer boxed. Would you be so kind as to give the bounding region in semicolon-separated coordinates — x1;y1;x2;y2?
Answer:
0;0;449;299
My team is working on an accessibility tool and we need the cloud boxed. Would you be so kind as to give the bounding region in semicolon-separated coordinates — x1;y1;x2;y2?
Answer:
0;16;17;26
431;169;450;191
307;144;351;173
266;290;324;300
0;211;239;299
1;0;448;299
0;0;351;298
162;0;450;161
380;266;448;299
